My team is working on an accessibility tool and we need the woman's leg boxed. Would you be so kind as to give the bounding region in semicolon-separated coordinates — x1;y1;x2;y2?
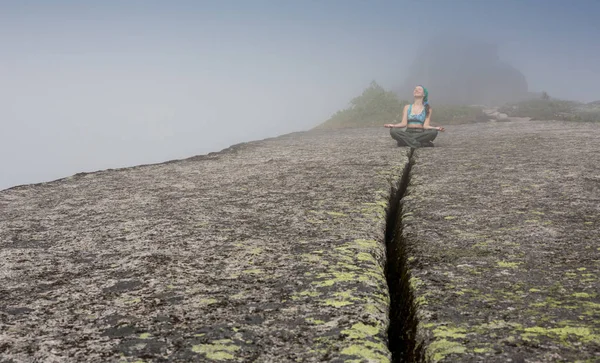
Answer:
390;128;422;148
413;130;439;146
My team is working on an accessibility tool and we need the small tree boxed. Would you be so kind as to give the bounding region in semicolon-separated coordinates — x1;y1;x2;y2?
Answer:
541;91;550;100
318;81;406;128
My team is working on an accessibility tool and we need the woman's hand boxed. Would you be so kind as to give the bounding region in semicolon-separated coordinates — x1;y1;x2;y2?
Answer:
384;124;395;128
436;126;445;132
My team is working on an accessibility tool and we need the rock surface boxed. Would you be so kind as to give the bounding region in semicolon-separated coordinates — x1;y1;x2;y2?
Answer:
482;108;510;122
0;129;409;362
404;120;600;361
496;113;509;121
1;119;599;363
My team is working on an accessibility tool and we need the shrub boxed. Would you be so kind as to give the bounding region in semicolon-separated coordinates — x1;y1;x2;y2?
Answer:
432;105;489;125
315;82;489;129
314;81;407;129
499;99;600;122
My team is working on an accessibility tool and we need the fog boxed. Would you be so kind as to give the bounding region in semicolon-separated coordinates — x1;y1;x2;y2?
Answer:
1;1;599;190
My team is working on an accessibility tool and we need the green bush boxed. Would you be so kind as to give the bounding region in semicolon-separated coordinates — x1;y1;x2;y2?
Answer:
587;100;600;107
315;81;488;129
569;111;600;122
314;81;406;129
432;105;489;125
499;99;578;120
499;99;600;122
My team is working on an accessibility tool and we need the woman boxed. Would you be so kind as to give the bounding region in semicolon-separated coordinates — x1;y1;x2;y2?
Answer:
384;85;445;148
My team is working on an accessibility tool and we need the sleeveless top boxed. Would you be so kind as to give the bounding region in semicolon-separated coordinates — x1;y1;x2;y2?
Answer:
407;104;427;125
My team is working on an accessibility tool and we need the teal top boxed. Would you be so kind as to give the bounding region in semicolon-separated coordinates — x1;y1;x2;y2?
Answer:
407;104;427;125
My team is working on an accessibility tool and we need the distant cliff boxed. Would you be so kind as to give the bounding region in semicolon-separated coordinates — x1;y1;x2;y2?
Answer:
397;36;529;106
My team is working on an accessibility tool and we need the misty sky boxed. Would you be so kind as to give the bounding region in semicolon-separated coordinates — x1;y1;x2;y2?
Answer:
1;0;599;190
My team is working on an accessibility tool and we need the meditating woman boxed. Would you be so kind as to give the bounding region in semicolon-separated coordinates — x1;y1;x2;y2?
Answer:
384;85;445;147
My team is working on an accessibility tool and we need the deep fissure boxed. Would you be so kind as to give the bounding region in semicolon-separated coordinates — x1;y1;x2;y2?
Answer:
385;148;424;363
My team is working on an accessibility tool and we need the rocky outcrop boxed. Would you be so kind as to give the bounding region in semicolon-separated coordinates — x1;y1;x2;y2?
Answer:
0;129;409;362
2;119;599;362
483;107;510;121
398;36;529;106
404;120;600;362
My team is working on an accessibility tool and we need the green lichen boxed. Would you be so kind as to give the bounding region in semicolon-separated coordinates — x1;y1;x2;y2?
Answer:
365;303;382;314
433;326;468;339
323;299;353;307
582;301;600;312
336;261;361;270
300;253;322;263
230;292;246;300
521;326;600;344
139;333;151;339
358;271;386;285
305;317;326;325
312;271;357;287
124;297;141;304
473;241;489;248
572;292;592;299
198;298;218;305
298;290;321;297
192;339;240;361
414;295;428;307
410;276;423;290
333;290;356;300
497;260;521;268
354;239;378;249
362;340;388;352
340;345;390;362
342;322;380;339
326;211;347;217
427;339;466;362
249;247;262;254
357;252;375;263
489;321;522;330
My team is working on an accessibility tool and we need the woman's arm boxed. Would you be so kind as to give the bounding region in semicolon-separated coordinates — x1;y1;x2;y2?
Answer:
384;105;409;128
423;108;445;131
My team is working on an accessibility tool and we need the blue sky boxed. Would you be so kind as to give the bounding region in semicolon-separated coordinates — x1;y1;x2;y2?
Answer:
1;0;599;189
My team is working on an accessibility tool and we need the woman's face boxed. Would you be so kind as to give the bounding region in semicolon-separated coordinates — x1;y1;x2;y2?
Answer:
413;86;424;97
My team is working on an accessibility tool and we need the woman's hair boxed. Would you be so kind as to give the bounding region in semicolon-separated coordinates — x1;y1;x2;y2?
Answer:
418;85;431;116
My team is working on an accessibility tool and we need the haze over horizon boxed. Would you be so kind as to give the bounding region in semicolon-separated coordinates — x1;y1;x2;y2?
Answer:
2;0;599;190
